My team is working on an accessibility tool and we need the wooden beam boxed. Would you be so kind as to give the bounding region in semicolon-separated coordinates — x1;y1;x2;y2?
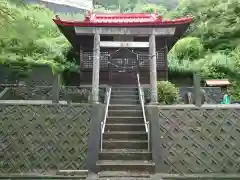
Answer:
75;27;175;36
100;41;149;48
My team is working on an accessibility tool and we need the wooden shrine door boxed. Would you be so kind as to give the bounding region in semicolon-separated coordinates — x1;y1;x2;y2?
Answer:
109;48;138;85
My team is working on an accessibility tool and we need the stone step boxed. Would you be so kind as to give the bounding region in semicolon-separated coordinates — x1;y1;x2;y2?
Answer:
108;105;142;111
96;160;155;173
102;140;148;149
111;91;138;96
98;171;150;178
108;110;142;117
112;87;138;92
56;170;88;176
110;99;139;105
99;178;149;180
106;117;144;124
103;131;147;140
99;150;151;161
105;124;145;132
111;95;139;100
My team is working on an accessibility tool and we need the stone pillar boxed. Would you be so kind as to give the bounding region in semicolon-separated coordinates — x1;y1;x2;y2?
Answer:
52;74;60;103
149;34;158;103
193;72;202;106
92;33;100;103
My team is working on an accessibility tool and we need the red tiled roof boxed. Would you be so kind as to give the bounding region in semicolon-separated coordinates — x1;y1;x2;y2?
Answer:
53;11;192;27
86;12;160;23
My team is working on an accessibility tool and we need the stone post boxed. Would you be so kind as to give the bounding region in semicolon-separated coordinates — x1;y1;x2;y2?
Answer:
92;33;100;103
193;72;202;106
52;74;60;103
149;34;158;103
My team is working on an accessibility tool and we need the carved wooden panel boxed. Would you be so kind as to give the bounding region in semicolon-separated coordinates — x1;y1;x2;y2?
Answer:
83;52;109;69
137;49;166;70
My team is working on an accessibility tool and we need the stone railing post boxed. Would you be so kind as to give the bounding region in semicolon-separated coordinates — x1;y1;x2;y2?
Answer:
52;74;60;103
193;72;202;106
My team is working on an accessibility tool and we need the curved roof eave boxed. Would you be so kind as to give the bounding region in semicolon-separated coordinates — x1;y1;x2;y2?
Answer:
53;18;192;27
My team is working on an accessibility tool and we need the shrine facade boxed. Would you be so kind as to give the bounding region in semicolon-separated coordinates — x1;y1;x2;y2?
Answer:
53;11;192;103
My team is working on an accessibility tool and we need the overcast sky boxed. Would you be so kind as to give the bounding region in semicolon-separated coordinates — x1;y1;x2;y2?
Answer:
24;0;92;12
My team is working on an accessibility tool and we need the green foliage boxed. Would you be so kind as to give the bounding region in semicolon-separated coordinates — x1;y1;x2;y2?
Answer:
174;0;240;51
166;0;240;100
0;1;79;76
157;81;180;104
2;0;240;99
94;0;179;10
171;37;204;61
141;4;167;15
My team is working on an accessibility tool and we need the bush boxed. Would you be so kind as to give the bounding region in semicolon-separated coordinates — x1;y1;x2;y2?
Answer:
171;37;204;61
157;81;180;104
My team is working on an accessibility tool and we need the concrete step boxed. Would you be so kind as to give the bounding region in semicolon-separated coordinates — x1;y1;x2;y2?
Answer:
99;150;151;161
111;95;139;100
98;178;149;180
112;87;138;92
108;105;142;111
96;160;155;173
111;91;138;96
56;170;88;176
103;131;147;140
98;171;150;178
110;99;139;105
105;124;145;132
108;110;142;117
106;117;144;124
102;140;148;149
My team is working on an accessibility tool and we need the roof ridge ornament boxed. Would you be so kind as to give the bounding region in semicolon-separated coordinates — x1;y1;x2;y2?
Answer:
55;15;60;20
84;10;93;21
88;10;92;17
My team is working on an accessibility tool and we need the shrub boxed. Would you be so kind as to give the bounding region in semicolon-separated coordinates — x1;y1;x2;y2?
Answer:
171;37;204;61
157;81;180;104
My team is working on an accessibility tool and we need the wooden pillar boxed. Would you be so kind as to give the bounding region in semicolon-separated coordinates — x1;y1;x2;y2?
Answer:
149;34;158;103
92;33;100;103
52;74;60;103
193;72;202;106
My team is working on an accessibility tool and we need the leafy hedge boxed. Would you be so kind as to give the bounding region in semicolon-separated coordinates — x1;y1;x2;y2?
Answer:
157;81;180;104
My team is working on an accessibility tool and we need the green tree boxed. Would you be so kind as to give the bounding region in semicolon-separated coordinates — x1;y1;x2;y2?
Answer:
174;0;240;51
140;4;167;15
0;1;78;74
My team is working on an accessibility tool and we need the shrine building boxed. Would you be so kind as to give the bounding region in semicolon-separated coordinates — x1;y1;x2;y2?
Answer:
53;11;192;103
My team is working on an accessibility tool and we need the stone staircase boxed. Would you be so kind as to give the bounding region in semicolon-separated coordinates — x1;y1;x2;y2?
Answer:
96;86;154;179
